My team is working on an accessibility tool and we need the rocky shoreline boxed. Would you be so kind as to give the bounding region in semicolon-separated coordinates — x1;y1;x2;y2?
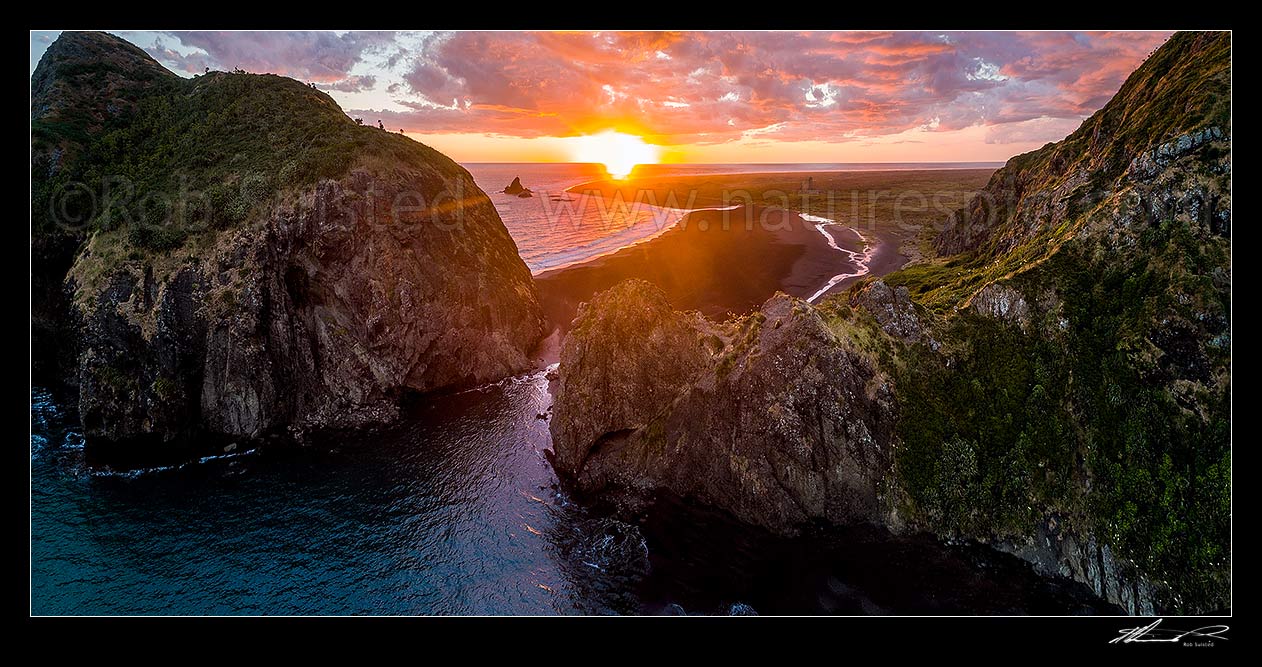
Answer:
29;30;1230;616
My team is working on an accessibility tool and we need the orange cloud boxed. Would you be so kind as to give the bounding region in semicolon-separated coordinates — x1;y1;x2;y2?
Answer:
129;30;1176;153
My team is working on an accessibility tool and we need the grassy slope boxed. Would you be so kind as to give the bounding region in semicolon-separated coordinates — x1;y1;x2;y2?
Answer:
884;31;1231;314
32;33;465;262
877;31;1231;612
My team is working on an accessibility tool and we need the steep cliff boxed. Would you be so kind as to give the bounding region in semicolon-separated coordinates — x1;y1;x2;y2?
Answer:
889;30;1230;614
31;32;544;458
550;31;1230;614
31;31;174;385
551;280;897;530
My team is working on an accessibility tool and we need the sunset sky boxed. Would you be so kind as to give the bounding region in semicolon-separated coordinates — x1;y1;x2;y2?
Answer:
30;30;1173;164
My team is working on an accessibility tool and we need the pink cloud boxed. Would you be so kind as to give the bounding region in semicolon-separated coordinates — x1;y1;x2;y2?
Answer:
139;30;1174;147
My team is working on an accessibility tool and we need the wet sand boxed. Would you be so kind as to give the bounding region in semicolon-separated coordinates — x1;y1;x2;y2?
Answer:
534;204;886;335
812;226;909;302
533;167;999;339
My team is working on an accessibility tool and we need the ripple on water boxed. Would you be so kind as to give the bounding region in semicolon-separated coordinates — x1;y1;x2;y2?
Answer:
31;377;1120;616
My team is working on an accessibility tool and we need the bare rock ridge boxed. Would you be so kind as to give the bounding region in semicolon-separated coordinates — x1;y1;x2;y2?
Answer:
31;32;544;458
550;31;1230;614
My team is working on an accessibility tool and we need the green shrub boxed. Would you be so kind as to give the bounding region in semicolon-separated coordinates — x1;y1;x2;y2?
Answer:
33;69;464;257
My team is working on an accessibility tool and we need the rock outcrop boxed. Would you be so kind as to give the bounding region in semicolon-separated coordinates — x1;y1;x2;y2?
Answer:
72;169;544;452
550;280;715;480
550;31;1231;614
503;176;532;197
551;280;897;533
32;31;173;387
994;516;1158;615
32;32;545;458
850;281;935;347
968;283;1032;331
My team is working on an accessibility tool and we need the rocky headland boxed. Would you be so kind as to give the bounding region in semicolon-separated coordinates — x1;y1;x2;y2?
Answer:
549;31;1231;614
31;32;545;462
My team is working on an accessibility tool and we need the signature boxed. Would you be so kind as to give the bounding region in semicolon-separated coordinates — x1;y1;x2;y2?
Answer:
1111;619;1230;644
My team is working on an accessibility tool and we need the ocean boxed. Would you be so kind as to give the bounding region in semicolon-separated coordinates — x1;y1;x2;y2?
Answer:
31;161;1116;616
466;162;1002;273
30;380;1114;616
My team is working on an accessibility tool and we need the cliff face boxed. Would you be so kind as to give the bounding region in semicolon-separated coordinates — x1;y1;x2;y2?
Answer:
32;32;544;456
935;31;1229;262
551;280;898;533
894;31;1230;615
550;31;1230;614
31;32;176;385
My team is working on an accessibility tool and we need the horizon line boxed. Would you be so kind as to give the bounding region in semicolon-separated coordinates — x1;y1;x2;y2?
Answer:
461;160;1008;165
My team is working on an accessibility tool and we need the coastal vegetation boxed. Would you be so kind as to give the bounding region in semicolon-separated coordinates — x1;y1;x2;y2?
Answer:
30;29;1230;616
34;57;462;257
31;31;544;454
551;31;1230;614
878;31;1231;612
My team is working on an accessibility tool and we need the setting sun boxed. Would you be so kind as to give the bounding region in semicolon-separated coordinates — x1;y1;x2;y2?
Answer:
30;29;1232;621
570;130;660;179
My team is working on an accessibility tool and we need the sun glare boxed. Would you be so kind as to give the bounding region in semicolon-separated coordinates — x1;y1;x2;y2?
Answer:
571;131;660;179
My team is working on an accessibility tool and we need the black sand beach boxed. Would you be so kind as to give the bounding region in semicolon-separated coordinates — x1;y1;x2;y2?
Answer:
536;204;873;335
534;168;995;345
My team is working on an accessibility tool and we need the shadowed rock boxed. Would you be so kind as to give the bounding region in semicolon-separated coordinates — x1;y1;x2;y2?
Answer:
32;32;546;458
504;176;526;195
550;279;896;532
549;32;1232;615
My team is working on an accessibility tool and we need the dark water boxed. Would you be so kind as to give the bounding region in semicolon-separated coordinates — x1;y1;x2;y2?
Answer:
31;376;1117;616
